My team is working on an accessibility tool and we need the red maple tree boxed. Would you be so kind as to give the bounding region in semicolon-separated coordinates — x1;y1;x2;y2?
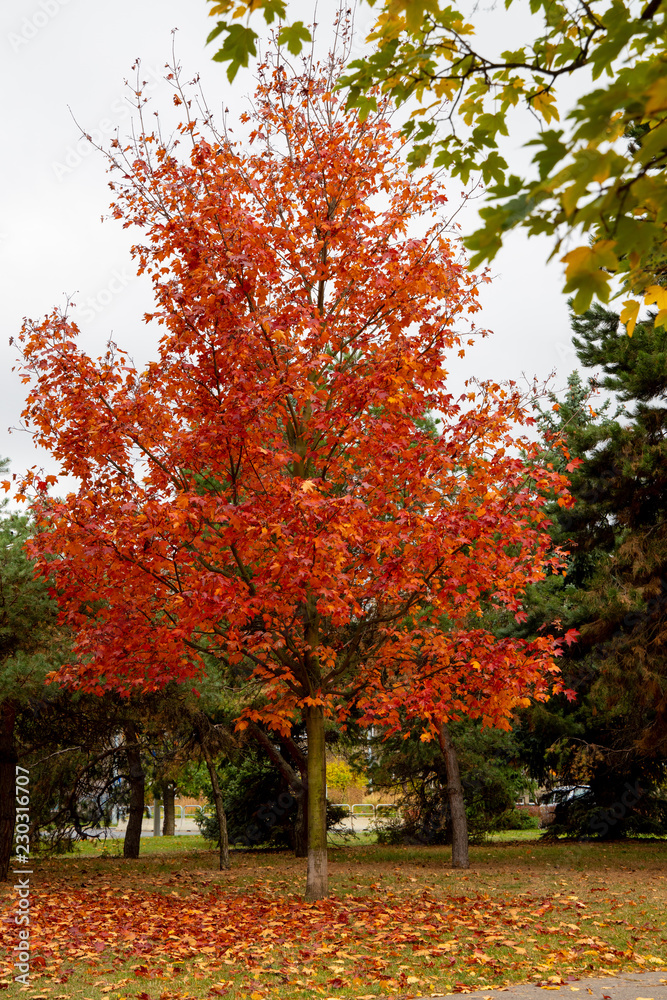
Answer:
16;44;570;898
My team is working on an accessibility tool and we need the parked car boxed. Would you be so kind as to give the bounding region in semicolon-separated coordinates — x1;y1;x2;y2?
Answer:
538;785;591;827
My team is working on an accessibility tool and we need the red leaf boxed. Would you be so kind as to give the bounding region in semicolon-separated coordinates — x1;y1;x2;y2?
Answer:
563;628;579;646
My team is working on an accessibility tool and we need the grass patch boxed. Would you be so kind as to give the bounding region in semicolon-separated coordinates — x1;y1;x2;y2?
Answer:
1;839;665;999
66;828;379;859
72;835;209;858
487;828;541;842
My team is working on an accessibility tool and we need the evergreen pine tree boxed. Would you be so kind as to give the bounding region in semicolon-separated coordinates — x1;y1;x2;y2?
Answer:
511;308;667;836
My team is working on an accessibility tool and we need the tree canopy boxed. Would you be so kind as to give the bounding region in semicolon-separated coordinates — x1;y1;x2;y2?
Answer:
204;0;667;323
15;45;572;895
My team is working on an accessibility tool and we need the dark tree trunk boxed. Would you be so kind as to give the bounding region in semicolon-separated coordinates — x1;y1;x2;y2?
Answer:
305;702;328;900
161;781;176;837
249;722;308;857
294;785;308;858
283;735;308;857
202;746;229;870
192;712;230;870
0;701;18;882
123;722;144;859
438;721;469;869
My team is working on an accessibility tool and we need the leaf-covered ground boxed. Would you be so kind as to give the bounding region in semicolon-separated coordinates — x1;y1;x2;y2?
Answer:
1;839;666;999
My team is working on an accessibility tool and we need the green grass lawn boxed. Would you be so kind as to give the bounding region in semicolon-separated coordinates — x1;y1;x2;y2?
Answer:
486;828;541;842
1;837;665;999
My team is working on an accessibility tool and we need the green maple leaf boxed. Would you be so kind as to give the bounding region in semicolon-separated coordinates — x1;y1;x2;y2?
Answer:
211;23;259;82
277;21;312;56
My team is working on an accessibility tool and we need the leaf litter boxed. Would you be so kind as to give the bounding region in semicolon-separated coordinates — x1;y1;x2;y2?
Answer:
1;847;666;999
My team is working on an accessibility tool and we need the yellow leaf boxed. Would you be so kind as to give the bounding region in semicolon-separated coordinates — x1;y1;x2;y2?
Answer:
403;0;441;32
644;284;667;310
592;155;611;183
532;89;560;123
654;308;667;330
562;240;617;282
620;299;640;337
434;79;458;100
645;76;667;115
561;240;618;310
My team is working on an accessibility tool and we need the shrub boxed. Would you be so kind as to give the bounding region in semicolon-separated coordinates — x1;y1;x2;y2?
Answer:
196;749;348;848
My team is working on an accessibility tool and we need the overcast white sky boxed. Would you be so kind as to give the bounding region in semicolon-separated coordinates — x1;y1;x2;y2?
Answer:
1;0;588;486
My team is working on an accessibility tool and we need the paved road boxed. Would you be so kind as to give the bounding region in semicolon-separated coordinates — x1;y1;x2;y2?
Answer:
89;818;202;838
423;970;667;1000
92;811;375;839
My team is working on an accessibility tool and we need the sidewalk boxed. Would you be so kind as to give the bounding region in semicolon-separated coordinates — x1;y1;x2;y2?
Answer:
95;814;203;838
102;809;377;839
424;969;667;999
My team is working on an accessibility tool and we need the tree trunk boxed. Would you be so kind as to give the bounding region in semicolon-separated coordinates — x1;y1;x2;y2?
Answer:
153;797;161;837
294;782;308;858
438;721;469;869
161;781;176;836
0;701;18;882
202;747;229;870
249;721;308;857
123;722;144;860
305;702;327;900
284;736;308;857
